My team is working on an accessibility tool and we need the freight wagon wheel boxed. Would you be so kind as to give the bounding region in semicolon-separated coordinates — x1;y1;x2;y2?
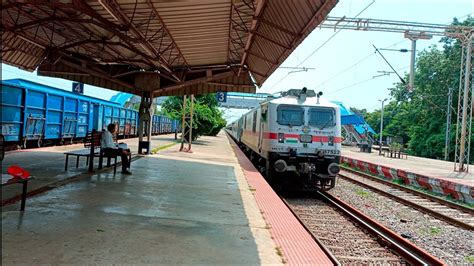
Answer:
37;139;43;148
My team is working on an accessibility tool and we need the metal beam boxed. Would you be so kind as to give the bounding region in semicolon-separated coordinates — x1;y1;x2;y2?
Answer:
238;0;268;76
58;59;135;89
157;71;237;94
147;0;189;68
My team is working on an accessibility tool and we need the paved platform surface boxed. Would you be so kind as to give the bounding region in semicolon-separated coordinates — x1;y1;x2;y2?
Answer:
1;134;177;205
342;146;474;203
2;133;283;264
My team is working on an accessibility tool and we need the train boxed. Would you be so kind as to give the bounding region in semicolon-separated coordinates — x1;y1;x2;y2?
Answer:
227;88;341;191
0;79;180;148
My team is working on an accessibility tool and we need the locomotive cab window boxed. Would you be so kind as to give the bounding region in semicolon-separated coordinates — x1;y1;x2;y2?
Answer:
277;105;304;126
309;107;335;129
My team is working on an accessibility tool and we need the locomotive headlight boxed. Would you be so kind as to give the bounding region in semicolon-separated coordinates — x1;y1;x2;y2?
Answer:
274;159;287;172
328;163;340;175
278;133;285;143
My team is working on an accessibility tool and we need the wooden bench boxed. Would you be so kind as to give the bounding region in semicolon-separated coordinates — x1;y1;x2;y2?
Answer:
64;130;131;175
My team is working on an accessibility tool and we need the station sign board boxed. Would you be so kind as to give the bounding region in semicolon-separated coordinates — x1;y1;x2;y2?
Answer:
216;91;227;103
72;82;84;94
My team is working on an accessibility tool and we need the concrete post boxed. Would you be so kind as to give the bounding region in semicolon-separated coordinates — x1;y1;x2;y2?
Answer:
409;39;417;91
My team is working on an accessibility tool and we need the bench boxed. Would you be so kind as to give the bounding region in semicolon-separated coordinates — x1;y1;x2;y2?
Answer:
64;130;131;175
383;149;408;159
2;174;32;211
64;148;98;171
1;135;33;211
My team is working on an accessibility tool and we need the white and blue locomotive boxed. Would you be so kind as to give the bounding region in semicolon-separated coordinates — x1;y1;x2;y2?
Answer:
228;88;341;190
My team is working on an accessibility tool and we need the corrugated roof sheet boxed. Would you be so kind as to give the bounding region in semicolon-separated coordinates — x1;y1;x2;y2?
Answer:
1;0;337;95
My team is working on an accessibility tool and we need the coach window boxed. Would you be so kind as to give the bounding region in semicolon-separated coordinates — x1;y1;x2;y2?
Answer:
277;105;304;126
309;107;335;129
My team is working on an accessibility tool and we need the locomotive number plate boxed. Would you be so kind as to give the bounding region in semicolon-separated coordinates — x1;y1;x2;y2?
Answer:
321;149;340;155
300;134;312;143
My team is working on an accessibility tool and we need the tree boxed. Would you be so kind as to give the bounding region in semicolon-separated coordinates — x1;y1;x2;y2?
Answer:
358;17;474;162
161;94;227;139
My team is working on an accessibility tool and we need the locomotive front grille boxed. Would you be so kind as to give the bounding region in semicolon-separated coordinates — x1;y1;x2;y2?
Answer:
300;134;312;143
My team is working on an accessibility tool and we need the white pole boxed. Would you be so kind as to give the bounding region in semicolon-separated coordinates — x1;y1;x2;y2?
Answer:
409;39;417;90
379;98;387;155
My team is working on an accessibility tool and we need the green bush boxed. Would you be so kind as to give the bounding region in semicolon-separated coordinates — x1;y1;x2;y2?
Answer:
161;94;227;139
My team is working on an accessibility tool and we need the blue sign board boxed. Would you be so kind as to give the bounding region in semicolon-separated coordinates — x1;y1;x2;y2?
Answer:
72;82;84;94
216;91;227;103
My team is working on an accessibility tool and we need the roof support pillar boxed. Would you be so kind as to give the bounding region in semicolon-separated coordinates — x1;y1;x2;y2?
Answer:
136;73;160;155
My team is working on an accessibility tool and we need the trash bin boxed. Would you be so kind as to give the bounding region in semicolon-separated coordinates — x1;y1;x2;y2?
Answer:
359;143;368;152
138;141;151;154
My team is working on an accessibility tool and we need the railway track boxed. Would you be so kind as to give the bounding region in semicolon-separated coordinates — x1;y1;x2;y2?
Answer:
284;192;444;265
339;166;474;231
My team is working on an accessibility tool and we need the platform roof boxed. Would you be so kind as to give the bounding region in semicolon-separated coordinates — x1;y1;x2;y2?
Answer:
1;0;337;96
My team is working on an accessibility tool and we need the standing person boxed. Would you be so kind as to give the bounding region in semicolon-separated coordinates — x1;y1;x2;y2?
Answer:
101;124;132;175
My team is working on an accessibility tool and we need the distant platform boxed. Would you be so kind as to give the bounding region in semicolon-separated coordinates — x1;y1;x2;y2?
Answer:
2;132;332;264
341;146;474;204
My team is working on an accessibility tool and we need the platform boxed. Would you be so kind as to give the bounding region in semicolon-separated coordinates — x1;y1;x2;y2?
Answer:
341;146;474;204
2;132;333;265
1;134;177;206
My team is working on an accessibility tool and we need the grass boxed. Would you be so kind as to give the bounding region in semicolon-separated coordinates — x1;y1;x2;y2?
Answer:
419;226;442;236
151;141;179;154
428;226;442;235
464;255;474;263
354;187;372;198
392;178;405;185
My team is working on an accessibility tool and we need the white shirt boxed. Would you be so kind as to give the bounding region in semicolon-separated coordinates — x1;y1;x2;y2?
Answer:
101;131;117;149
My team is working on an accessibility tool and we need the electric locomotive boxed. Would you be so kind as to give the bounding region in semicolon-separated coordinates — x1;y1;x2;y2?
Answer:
228;88;341;190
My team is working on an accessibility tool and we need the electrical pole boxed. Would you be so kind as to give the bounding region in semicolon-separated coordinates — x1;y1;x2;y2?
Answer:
409;38;416;90
404;33;433;91
454;33;473;172
445;87;453;161
379;98;388;155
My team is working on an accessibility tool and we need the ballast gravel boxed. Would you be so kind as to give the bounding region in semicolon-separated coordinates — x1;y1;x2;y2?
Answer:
330;178;474;265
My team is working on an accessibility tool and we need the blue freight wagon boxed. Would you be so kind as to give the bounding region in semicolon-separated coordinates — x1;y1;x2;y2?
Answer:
0;79;136;147
1;79;180;149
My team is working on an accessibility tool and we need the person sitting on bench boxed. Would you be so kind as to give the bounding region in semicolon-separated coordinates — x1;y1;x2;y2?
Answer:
101;124;132;175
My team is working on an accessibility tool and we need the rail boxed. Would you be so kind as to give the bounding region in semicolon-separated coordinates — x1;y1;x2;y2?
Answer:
318;191;445;266
339;166;474;230
280;197;341;266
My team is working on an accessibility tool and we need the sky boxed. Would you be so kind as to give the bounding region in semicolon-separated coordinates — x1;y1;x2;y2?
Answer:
2;0;473;121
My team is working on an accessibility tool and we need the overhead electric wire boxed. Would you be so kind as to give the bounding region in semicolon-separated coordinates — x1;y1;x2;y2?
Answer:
373;44;407;84
314;39;408;89
326;65;409;95
268;0;376;91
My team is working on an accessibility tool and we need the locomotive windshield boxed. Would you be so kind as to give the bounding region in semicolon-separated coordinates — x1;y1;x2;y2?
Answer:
277;105;304;126
309;107;335;129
